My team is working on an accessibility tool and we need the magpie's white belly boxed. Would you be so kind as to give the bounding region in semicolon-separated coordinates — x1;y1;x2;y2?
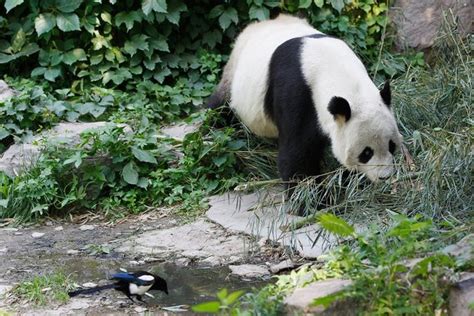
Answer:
129;283;152;295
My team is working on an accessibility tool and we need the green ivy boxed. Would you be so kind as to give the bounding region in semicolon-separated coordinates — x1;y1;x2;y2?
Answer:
1;0;404;88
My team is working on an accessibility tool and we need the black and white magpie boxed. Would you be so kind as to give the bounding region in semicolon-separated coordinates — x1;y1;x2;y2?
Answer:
68;271;168;302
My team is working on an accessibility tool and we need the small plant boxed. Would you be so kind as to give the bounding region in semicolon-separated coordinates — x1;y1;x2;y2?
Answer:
12;272;75;305
192;288;244;314
84;244;111;256
311;214;457;314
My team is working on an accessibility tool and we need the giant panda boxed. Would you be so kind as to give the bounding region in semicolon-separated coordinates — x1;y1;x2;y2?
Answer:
207;14;403;207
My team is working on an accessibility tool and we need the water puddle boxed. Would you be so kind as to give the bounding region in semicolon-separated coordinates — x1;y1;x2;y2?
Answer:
62;258;269;307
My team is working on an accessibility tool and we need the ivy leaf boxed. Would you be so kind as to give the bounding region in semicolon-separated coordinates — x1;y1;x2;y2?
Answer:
55;0;82;13
124;34;149;56
5;0;24;13
329;0;345;13
0;127;10;140
63;151;82;168
142;0;167;15
132;147;157;164
249;5;269;21
115;11;141;31
209;5;224;19
218;7;238;30
122;162;139;185
166;1;186;25
317;213;355;237
90;54;103;65
31;67;46;77
35;13;56;36
56;13;80;32
137;177;149;189
89;106;106;118
11;28;26;53
149;37;169;52
44;67;61;81
299;0;312;9
62;48;86;65
314;0;324;8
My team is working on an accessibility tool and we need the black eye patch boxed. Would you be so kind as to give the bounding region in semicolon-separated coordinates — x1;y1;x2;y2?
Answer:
358;147;374;164
389;140;396;155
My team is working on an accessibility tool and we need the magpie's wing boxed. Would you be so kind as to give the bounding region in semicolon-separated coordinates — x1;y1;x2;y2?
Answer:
111;272;151;286
110;272;136;282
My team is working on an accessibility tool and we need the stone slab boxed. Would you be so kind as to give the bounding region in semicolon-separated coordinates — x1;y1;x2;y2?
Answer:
115;220;249;266
284;279;352;313
207;192;333;258
449;272;474;316
229;264;270;278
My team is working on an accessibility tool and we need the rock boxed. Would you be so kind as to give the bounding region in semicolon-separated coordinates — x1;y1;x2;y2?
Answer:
443;234;473;266
229;264;270;279
0;122;131;177
54;226;64;231
449;272;474;316
0;247;7;254
160;122;200;141
175;258;191;267
270;259;296;274
31;232;45;238
116;220;249;266
0;284;12;297
66;249;80;255
81;282;97;288
390;0;473;50
79;225;95;231
284;279;353;314
0;144;41;177
207;192;335;258
69;299;90;310
134;306;148;313
0;80;14;102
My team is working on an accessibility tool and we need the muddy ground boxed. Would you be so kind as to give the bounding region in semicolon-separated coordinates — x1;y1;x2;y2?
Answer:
0;210;291;315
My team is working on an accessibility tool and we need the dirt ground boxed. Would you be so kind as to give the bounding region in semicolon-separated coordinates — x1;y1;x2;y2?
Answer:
0;211;282;315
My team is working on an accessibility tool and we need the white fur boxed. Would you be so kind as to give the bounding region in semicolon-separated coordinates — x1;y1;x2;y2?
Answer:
228;14;402;182
230;15;318;138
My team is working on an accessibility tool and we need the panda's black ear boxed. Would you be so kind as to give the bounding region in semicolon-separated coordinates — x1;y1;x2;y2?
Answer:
328;96;351;123
380;80;391;107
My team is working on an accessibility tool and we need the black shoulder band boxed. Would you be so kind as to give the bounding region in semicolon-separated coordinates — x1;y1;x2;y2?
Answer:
305;33;329;39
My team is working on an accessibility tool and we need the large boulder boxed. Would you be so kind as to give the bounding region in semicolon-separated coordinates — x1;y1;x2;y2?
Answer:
0;122;131;177
0;80;15;102
390;0;473;49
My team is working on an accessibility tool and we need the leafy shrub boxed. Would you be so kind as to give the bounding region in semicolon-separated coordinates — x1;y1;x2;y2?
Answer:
1;0;405;88
0;109;252;221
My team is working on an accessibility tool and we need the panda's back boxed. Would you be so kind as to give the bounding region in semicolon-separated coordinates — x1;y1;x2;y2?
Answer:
230;15;318;138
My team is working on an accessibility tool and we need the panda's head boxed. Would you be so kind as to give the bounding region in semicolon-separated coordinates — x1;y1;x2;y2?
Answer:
328;81;402;182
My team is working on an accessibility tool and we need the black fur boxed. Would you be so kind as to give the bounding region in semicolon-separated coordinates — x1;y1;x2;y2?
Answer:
264;35;329;210
380;80;391;107
328;97;351;122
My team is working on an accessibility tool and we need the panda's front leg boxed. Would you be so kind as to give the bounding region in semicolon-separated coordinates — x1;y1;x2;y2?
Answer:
278;137;324;216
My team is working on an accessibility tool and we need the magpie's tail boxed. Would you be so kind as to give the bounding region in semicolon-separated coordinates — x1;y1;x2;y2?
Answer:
68;283;117;297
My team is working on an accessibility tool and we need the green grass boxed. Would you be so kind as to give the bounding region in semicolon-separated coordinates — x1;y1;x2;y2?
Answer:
12;272;75;305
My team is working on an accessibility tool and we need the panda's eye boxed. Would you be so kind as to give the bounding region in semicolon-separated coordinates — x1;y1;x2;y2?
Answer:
358;147;374;164
389;140;396;155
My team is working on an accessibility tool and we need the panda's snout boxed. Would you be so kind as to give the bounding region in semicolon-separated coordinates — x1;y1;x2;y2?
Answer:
378;175;390;180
